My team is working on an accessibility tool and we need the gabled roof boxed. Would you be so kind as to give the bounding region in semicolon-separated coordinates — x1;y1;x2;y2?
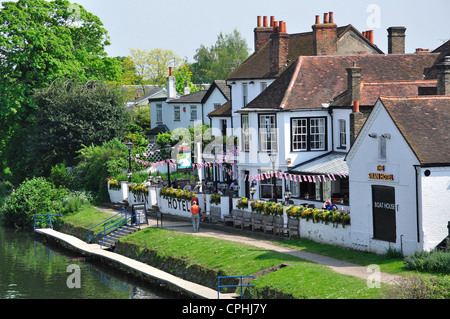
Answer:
244;53;441;111
202;80;231;103
380;96;450;165
226;24;383;81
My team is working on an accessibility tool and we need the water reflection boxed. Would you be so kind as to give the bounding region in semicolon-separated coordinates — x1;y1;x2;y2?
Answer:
0;225;180;299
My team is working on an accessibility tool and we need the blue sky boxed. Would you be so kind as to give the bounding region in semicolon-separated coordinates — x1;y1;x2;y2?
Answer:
73;0;449;61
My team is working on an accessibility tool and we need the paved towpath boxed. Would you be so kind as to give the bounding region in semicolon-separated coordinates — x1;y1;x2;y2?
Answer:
96;206;403;286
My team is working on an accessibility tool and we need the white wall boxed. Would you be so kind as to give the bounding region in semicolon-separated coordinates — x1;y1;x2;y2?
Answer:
347;101;422;255
203;88;228;125
418;166;450;251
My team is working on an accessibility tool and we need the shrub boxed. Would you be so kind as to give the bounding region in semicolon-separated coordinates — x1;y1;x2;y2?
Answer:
404;250;450;274
0;177;68;229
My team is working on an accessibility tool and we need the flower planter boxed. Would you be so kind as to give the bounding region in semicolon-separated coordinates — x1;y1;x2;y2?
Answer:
107;180;128;203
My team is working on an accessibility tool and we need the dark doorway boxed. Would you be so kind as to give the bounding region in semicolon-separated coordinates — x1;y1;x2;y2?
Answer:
372;185;396;242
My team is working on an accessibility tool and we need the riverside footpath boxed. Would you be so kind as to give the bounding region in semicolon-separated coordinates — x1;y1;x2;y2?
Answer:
94;206;402;286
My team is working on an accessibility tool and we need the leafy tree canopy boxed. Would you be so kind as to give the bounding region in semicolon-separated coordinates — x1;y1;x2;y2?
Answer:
0;0;121;145
191;29;250;83
3;79;129;183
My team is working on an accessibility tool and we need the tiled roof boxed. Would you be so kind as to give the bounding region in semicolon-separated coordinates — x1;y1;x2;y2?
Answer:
333;80;437;107
167;90;207;104
380;96;450;165
208;101;231;117
202;80;230;103
226;25;382;81
245;53;440;111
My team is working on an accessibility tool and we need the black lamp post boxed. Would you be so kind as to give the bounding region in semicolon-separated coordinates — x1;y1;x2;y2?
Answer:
164;143;172;187
126;141;133;183
269;151;277;202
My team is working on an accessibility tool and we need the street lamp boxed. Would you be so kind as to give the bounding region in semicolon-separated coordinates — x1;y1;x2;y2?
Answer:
284;187;292;205
250;185;256;199
268;151;277;202
126;141;133;183
164;143;172;187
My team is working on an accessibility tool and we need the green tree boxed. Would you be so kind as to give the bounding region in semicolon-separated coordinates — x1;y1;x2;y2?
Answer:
128;48;183;87
5;79;129;181
174;62;199;95
191;29;250;83
0;0;121;160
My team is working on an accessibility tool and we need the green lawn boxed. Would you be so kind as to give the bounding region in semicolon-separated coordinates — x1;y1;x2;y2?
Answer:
60;206;448;299
120;227;386;299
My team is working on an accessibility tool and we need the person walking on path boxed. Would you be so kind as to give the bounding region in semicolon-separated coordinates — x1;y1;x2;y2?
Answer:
190;201;203;233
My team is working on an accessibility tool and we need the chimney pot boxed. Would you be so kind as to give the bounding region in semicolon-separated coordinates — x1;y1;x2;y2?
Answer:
169;67;173;76
329;12;334;23
257;16;261;27
263;16;268;27
353;101;360;113
315;15;320;24
323;12;329;24
368;30;374;43
270;16;275;27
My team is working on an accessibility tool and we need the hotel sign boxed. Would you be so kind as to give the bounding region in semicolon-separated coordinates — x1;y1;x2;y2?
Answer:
367;163;398;183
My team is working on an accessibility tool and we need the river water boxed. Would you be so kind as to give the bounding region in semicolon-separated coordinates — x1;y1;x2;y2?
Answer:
0;225;180;299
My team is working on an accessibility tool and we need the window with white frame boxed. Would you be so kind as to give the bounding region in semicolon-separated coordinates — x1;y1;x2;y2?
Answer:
339;119;346;148
190;105;197;121
214;103;221;110
156;104;162;124
174;106;180;121
243;83;248;106
310;118;326;150
291;117;326;151
259;114;277;152
292;119;308;151
241;114;250;151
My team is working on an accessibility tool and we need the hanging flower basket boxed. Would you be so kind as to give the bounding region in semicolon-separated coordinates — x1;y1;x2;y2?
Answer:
210;193;221;205
236;197;249;209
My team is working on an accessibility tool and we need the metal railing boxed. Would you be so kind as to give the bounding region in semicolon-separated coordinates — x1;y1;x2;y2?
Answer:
88;209;140;249
33;212;61;230
217;275;253;299
88;209;128;244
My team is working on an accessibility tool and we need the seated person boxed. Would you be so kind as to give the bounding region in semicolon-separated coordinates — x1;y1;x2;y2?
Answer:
322;200;338;211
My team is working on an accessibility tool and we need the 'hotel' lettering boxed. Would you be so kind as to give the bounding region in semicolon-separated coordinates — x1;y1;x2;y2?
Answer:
167;198;190;212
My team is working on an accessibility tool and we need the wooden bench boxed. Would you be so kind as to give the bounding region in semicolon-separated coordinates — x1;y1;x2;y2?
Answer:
234;211;252;230
231;210;244;228
251;213;263;231
261;215;275;233
223;209;234;225
287;218;300;238
210;206;222;224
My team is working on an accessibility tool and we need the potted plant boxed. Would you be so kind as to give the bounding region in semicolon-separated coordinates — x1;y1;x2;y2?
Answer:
236;197;249;209
108;179;121;191
210;193;221;205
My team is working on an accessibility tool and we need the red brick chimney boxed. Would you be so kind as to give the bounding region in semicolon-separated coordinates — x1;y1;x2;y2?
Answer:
312;12;338;56
254;16;273;53
270;20;289;74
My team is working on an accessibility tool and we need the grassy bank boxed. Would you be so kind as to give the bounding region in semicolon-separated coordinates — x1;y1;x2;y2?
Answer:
61;206;449;299
118;227;386;299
